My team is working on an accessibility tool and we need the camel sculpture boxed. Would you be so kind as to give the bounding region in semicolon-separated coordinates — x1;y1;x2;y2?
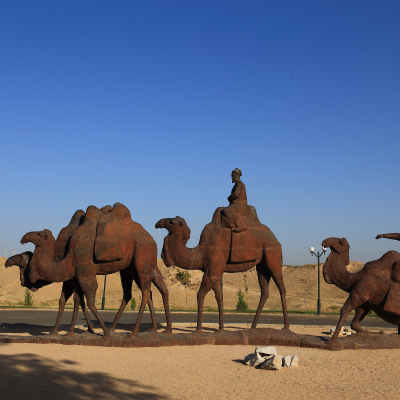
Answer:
156;169;288;333
21;202;172;337
155;213;289;333
322;237;400;346
5;251;95;335
7;208;158;335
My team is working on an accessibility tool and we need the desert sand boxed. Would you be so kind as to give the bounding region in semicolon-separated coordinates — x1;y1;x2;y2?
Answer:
0;325;398;400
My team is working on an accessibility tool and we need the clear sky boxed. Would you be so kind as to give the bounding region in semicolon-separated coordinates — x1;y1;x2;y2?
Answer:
1;1;399;265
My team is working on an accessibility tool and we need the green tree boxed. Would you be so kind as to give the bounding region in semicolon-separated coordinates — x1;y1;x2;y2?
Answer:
236;288;248;312
243;274;248;303
24;288;34;307
175;270;191;310
130;297;136;310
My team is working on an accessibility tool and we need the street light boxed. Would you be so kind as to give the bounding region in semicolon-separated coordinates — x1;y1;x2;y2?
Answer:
309;246;327;315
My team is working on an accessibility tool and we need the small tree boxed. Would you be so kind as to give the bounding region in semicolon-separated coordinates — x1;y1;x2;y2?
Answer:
243;274;248;303
175;270;191;310
130;297;136;310
236;288;248;312
24;288;34;307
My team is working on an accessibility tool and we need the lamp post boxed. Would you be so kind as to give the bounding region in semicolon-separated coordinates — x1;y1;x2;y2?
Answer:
309;246;327;315
101;275;107;310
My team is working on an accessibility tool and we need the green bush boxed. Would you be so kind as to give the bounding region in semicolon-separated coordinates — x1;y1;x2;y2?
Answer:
130;297;136;310
236;288;248;312
24;288;34;307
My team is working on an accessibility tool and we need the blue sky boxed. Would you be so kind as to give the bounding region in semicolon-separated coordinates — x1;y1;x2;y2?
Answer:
1;1;399;265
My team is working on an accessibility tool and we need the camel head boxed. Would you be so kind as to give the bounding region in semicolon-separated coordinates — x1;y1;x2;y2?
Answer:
5;251;49;291
155;217;191;267
155;217;191;241
322;237;350;255
20;229;55;248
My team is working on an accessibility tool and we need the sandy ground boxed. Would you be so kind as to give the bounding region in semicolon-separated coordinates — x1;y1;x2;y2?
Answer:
0;325;399;400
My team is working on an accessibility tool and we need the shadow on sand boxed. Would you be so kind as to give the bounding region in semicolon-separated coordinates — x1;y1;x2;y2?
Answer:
0;345;170;400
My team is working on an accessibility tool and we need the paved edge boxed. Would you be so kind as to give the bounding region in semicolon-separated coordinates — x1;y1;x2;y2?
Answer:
1;328;400;351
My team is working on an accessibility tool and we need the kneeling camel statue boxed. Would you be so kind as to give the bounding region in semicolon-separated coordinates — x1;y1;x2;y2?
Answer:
322;237;400;347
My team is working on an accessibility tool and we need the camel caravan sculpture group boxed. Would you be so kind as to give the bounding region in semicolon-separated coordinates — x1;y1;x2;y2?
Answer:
5;169;400;349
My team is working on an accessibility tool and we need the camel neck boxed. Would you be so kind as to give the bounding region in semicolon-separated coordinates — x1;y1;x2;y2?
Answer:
323;251;360;292
164;232;202;271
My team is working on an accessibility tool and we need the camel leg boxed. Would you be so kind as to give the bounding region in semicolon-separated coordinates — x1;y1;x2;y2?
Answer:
328;294;365;345
251;264;271;329
128;284;152;337
266;249;289;330
50;282;73;335
133;273;158;332
195;274;215;334
212;278;224;332
78;291;95;334
350;305;370;333
78;274;110;337
272;273;290;330
151;267;172;333
64;289;80;336
147;295;158;332
65;280;96;336
109;270;133;332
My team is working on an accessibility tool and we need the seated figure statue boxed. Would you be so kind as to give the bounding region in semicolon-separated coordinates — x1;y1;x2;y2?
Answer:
221;168;247;233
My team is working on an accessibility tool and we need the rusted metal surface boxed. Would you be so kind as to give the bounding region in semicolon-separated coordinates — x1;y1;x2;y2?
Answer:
6;211;96;336
156;169;289;333
0;328;399;351
15;202;172;337
322;237;400;348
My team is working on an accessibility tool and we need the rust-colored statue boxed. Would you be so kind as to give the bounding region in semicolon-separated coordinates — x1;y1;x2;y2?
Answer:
5;251;95;335
322;237;400;346
7;208;158;335
156;169;289;333
20;202;172;337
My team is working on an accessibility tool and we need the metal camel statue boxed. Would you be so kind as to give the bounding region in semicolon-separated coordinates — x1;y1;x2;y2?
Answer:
322;237;400;348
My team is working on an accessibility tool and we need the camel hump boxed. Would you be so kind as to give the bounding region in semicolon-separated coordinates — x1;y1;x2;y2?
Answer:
68;209;86;229
246;206;261;226
85;205;102;220
100;205;113;213
94;202;132;262
111;202;131;221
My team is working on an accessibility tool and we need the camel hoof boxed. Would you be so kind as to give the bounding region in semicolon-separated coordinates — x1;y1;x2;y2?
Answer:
214;328;224;334
127;331;139;338
281;326;290;331
48;330;59;336
161;327;173;334
193;329;203;334
352;329;368;335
